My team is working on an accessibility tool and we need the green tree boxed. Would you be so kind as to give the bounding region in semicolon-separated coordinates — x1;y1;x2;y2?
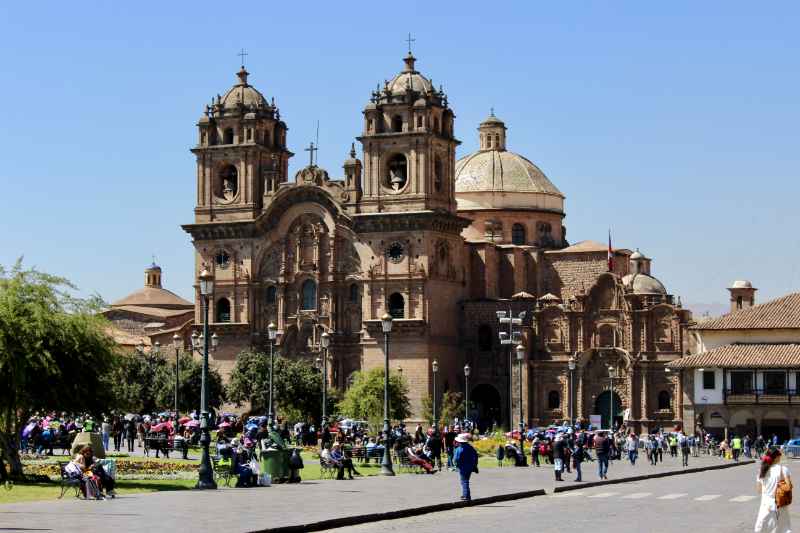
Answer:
226;350;336;424
108;349;165;414
337;368;410;430
421;391;464;427
0;261;118;480
153;352;225;414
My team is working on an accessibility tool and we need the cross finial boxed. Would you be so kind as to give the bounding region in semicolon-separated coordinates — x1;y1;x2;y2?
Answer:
406;33;416;54
304;142;318;166
237;48;249;68
490;107;495;117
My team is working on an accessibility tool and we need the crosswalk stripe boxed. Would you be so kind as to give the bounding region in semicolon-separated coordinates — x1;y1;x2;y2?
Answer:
658;493;688;500
552;491;584;498
622;492;652;499
588;492;619;498
730;495;757;502
694;494;721;501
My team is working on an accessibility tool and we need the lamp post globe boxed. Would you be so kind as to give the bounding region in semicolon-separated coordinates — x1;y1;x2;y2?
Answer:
380;313;395;476
196;268;217;489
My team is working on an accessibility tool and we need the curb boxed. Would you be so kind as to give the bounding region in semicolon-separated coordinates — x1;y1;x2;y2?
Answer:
252;488;547;533
552;459;755;492
253;460;753;532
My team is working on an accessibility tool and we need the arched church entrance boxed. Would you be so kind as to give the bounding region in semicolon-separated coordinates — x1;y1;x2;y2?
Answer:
470;384;501;433
594;391;622;430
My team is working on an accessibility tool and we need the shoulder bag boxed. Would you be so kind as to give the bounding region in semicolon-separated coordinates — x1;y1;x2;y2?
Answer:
776;467;793;508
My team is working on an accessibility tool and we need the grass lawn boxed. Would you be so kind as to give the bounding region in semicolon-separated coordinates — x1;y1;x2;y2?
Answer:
2;449;502;504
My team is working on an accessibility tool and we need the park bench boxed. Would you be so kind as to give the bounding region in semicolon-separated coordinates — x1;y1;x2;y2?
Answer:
57;461;81;499
212;457;234;487
143;435;188;458
318;457;337;479
395;452;424;474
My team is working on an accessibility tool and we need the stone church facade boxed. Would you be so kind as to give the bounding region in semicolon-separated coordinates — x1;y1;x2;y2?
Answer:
181;53;692;432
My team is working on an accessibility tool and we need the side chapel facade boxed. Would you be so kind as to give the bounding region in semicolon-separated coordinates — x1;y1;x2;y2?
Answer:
181;53;692;432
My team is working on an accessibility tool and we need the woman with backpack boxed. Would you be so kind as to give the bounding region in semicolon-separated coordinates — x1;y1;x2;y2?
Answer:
754;447;792;533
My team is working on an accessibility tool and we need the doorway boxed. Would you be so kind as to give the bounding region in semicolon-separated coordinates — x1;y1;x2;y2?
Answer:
470;384;502;433
594;391;623;430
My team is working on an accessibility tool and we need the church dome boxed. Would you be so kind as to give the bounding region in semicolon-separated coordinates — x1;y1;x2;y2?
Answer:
386;53;433;95
730;280;753;289
622;273;667;295
455;113;564;211
219;67;268;110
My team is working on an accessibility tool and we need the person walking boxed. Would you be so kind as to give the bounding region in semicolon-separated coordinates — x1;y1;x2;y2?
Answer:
124;419;136;453
531;435;540;467
732;435;743;462
668;433;678;458
626;433;638;466
647;435;658;466
679;431;690;467
454;433;479;502
573;442;585;482
594;431;610;480
112;416;123;452
754;447;792;533
101;418;111;451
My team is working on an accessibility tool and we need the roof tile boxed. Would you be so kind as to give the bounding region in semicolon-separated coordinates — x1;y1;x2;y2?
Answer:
668;343;800;369
691;293;800;330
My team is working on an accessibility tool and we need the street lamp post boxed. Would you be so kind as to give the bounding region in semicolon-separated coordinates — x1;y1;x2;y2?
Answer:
568;354;576;426
464;363;471;423
432;359;439;435
267;322;278;427
380;313;395;476
608;365;618;431
320;332;330;430
497;309;526;431
172;334;181;422
516;344;527;465
196;269;217;489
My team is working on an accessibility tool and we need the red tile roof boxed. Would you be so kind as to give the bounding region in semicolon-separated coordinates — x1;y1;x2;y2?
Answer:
691;293;800;331
668;343;800;369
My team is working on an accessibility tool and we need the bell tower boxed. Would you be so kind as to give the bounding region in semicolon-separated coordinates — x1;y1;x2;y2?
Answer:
192;66;293;223
357;53;459;214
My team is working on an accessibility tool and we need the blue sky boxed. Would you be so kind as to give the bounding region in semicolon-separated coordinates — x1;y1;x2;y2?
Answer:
1;1;798;311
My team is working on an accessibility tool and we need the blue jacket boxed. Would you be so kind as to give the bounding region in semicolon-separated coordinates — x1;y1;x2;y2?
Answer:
454;443;478;475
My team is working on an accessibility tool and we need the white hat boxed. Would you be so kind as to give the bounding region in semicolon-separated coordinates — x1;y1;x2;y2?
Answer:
455;432;471;443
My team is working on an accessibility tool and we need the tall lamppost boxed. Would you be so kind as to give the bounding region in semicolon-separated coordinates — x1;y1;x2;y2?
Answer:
432;359;439;435
172;334;181;421
568;354;576;426
497;309;526;430
516;344;527;465
380;313;395;476
464;363;471;423
608;365;618;431
196;269;217;489
267;322;278;427
319;332;330;430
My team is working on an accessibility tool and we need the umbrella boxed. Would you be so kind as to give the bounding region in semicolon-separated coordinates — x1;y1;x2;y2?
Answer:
178;416;192;424
150;422;169;432
185;420;200;428
219;421;231;428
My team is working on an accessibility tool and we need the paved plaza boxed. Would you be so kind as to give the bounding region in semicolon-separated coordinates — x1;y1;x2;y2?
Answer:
335;461;789;533
0;454;753;532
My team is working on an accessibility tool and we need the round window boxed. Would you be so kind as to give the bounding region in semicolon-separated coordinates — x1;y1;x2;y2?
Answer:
386;242;405;263
215;250;231;269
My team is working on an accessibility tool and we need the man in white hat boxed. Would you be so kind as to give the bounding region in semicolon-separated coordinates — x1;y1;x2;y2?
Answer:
453;432;479;502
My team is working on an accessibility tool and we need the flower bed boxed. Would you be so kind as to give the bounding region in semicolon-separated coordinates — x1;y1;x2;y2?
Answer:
23;459;198;480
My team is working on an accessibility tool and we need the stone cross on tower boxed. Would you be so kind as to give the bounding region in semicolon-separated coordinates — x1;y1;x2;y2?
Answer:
406;33;416;54
304;142;318;166
237;48;248;67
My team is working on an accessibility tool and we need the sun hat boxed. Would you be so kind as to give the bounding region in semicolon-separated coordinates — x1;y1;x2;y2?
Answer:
455;433;471;443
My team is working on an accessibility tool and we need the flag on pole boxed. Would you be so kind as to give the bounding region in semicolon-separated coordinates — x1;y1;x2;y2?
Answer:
607;229;614;272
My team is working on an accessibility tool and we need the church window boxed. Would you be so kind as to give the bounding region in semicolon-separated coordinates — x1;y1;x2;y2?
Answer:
201;131;207;145
657;390;671;410
386;241;405;263
246;128;252;141
301;280;317;310
434;155;443;192
548;391;561;410
385;154;408;191
477;325;493;351
392;115;403;133
216;298;231;323
487;135;493;148
736;296;743;310
223;128;234;144
388;292;405;319
512;224;526;245
597;324;616;347
434;117;440;133
349;284;359;303
218;165;238;200
215;250;231;269
266;285;277;304
416;115;422;128
495;133;500;147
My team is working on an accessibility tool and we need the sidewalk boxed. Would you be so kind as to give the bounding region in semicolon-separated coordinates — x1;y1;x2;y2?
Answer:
0;454;752;533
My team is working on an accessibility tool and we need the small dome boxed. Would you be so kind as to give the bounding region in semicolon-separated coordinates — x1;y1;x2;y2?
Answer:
455;150;562;196
386;53;433;95
630;248;644;260
220;67;268;110
481;113;504;126
730;280;753;289
622;273;667;295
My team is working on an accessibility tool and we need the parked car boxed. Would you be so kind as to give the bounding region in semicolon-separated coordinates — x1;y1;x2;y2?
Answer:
781;438;800;458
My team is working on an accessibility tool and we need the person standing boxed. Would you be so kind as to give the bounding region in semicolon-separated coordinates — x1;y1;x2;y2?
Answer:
454;433;479;502
595;431;610;480
552;434;565;481
101;418;111;451
732;435;743;462
426;429;443;472
754;447;792;533
444;426;457;471
626;433;638;466
647;436;658;466
573;442;585;482
679;431;690;467
111;416;124;452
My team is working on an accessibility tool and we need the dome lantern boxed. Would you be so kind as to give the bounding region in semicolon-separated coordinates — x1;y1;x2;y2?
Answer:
479;109;506;151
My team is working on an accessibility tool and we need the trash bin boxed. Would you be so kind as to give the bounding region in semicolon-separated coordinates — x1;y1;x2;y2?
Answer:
260;449;290;482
